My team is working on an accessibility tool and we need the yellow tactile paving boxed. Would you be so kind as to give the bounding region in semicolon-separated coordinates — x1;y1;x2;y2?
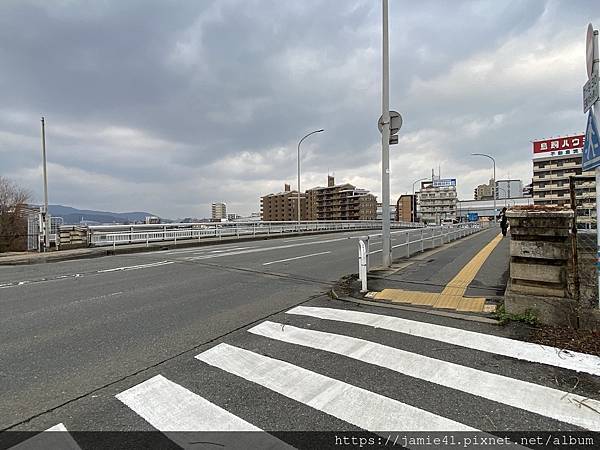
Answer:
456;297;486;312
371;233;503;314
432;233;503;310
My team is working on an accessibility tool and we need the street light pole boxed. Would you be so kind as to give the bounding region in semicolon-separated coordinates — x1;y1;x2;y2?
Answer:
40;116;50;251
381;0;392;267
297;129;324;224
472;153;497;224
411;177;428;223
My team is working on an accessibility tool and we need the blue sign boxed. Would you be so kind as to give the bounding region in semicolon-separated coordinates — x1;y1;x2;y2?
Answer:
432;178;456;188
467;212;479;222
582;110;600;171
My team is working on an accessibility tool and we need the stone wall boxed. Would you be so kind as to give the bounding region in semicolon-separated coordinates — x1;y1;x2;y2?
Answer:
504;210;581;327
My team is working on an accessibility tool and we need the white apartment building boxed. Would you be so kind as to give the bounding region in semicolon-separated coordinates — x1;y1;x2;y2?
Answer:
496;179;523;199
211;202;227;221
417;177;458;225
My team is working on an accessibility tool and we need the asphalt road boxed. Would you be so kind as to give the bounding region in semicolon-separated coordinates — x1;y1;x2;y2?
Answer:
2;227;599;450
0;229;422;430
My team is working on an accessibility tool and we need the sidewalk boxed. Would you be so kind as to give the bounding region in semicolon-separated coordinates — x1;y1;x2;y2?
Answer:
341;227;509;320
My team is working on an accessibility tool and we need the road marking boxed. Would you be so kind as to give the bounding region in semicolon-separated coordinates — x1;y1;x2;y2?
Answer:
9;423;81;450
185;236;350;261
262;251;331;266
117;375;292;448
195;343;477;431
97;261;174;273
117;374;260;431
250;321;600;430
165;245;255;255
286;306;600;377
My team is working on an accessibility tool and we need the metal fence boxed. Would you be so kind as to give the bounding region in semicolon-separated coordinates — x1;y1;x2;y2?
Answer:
356;222;486;292
88;220;424;248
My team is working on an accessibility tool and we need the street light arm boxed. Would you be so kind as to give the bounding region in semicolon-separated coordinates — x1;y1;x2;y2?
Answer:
298;129;325;150
297;129;324;224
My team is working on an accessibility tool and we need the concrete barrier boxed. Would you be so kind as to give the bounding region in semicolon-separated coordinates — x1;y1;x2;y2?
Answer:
504;209;600;329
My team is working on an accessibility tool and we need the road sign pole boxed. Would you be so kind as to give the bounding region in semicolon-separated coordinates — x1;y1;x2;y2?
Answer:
593;29;600;308
381;0;391;267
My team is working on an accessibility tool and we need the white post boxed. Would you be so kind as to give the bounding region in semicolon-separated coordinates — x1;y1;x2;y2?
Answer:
358;239;368;292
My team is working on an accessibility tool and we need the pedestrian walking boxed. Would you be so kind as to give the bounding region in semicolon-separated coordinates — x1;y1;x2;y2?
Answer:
499;207;509;237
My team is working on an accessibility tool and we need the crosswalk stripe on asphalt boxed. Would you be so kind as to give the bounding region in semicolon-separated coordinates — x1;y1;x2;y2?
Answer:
249;321;600;431
116;374;292;449
286;306;600;376
9;423;81;450
116;374;262;431
195;343;478;431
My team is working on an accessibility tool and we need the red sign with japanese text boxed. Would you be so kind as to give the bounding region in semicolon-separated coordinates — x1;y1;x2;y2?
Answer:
532;135;585;154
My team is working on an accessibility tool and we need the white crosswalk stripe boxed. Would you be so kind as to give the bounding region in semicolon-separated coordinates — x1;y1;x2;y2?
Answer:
9;423;81;450
51;304;598;441
286;306;600;376
195;343;477;431
249;320;600;431
116;375;292;449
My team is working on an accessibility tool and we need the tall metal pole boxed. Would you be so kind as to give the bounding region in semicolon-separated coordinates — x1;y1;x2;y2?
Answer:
472;153;497;224
297;129;324;224
592;28;600;308
381;0;391;267
41;117;50;251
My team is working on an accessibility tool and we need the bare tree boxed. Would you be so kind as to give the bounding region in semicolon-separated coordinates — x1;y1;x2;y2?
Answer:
0;176;31;252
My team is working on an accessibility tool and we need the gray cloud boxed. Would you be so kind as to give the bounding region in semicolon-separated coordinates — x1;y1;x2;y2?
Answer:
0;0;598;218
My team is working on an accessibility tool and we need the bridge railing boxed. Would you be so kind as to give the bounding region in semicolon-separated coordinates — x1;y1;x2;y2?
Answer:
355;222;489;292
88;220;425;248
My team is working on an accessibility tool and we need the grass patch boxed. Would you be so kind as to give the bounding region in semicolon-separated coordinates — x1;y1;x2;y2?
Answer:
493;304;539;326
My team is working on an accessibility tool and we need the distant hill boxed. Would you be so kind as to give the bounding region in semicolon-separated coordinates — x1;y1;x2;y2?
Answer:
47;205;160;225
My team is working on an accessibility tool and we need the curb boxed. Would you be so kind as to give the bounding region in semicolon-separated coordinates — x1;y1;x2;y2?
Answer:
334;294;501;325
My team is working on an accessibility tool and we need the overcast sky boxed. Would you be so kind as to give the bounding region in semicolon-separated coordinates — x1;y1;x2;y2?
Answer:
1;0;598;218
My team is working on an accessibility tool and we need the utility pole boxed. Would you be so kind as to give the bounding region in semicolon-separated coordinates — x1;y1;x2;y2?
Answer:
381;0;391;267
41;116;50;252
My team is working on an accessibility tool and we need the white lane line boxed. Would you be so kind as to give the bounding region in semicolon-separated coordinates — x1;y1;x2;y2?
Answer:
165;245;255;255
116;375;292;448
97;261;174;273
9;423;81;450
250;321;600;430
262;251;331;266
185;236;349;261
195;343;476;431
286;306;600;377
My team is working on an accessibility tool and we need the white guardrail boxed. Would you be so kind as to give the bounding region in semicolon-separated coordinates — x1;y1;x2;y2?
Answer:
87;220;425;249
355;222;489;292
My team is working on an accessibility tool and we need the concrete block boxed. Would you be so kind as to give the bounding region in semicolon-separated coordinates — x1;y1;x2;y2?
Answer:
510;262;563;284
509;227;570;238
510;240;568;260
507;281;565;298
504;292;578;328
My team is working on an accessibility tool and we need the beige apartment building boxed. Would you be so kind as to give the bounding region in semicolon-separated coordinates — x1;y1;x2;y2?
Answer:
260;184;308;221
532;134;596;228
306;176;377;221
532;135;591;208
